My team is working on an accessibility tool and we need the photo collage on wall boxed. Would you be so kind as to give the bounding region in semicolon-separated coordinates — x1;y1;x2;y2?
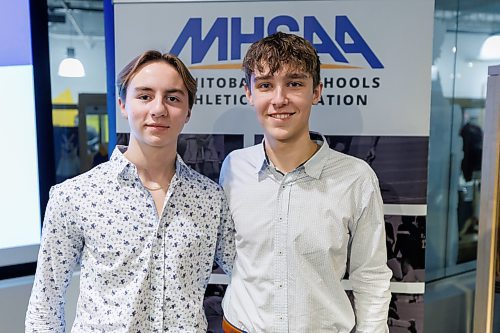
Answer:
385;215;426;283
388;294;423;333
177;134;244;183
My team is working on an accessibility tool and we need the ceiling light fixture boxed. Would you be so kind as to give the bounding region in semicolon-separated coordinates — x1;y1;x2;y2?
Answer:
479;35;500;61
58;47;85;77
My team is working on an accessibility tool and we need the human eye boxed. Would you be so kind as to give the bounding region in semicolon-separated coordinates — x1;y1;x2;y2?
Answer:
288;81;304;88
166;95;180;103
256;82;271;90
137;94;151;101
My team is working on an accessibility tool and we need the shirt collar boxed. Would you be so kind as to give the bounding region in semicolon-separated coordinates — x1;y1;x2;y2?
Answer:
175;154;197;182
110;145;194;183
110;145;134;178
252;140;268;174
302;132;330;179
254;132;330;179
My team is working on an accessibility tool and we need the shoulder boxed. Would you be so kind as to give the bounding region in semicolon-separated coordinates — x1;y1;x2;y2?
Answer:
222;144;262;172
323;148;378;182
220;145;263;186
225;144;261;163
49;161;116;199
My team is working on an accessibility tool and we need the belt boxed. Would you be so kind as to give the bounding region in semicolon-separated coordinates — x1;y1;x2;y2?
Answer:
222;317;247;333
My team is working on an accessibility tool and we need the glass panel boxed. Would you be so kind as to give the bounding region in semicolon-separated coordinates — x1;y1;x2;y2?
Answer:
426;0;499;331
86;113;109;167
428;0;499;281
52;105;80;183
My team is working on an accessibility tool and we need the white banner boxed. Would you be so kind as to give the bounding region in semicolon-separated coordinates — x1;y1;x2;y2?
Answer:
114;0;434;136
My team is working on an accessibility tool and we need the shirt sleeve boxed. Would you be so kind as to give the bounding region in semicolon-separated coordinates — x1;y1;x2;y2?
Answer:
348;171;392;333
25;185;84;333
214;191;236;276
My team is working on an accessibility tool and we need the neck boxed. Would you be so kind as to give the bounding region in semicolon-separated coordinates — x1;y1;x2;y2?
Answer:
264;132;318;173
124;139;177;186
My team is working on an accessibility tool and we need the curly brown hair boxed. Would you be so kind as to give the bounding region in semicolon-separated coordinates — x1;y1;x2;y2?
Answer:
117;50;197;109
242;32;321;90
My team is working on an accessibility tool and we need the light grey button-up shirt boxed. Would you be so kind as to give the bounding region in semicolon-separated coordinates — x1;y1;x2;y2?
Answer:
220;133;391;333
26;146;235;333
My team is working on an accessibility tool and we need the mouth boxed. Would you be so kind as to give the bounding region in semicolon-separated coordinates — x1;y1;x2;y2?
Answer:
269;113;294;120
145;124;170;129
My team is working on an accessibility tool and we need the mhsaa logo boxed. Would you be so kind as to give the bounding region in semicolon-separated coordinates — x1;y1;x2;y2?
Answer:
169;15;383;69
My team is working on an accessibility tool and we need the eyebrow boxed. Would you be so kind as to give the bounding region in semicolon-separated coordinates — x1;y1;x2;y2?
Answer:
253;74;272;82
133;86;186;95
285;73;309;79
253;72;309;81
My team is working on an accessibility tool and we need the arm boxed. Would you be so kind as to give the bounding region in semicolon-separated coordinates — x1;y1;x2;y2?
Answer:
214;156;236;275
214;187;236;276
348;171;392;333
25;185;84;333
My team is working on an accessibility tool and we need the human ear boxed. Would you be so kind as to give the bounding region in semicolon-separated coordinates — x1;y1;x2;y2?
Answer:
312;82;323;105
118;98;128;118
185;109;191;123
244;84;254;105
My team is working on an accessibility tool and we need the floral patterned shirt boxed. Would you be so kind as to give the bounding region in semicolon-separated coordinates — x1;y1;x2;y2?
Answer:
26;146;235;333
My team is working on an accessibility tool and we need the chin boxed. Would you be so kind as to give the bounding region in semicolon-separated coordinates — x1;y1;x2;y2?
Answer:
264;129;293;142
141;137;173;148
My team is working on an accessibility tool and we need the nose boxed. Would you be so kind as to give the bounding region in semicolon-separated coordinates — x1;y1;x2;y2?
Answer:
271;86;288;108
150;96;167;117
